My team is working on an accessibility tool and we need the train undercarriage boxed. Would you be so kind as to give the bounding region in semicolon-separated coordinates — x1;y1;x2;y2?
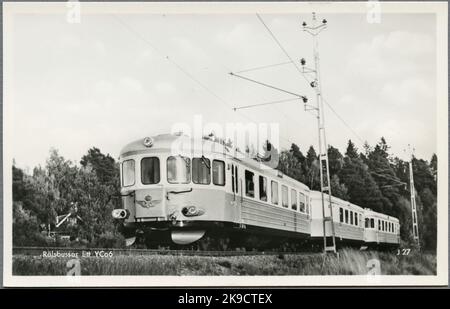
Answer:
118;220;384;252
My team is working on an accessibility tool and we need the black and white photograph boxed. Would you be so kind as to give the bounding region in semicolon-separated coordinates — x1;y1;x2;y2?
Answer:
2;1;448;287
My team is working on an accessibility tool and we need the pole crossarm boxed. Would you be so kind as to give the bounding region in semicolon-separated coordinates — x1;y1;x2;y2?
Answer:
229;72;308;102
233;97;302;111
234;61;294;74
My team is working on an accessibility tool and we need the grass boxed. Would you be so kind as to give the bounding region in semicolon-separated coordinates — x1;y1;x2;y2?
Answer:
12;249;436;276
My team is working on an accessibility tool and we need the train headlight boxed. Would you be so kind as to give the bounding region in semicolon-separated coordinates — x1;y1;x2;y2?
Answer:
143;137;154;147
112;209;129;219
182;206;205;217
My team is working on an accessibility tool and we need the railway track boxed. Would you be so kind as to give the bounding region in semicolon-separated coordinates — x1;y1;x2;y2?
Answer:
13;246;322;257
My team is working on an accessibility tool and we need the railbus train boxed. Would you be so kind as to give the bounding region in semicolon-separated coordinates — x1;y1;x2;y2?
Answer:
112;133;401;251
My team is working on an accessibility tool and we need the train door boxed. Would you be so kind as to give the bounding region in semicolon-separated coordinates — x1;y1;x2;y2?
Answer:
231;163;242;224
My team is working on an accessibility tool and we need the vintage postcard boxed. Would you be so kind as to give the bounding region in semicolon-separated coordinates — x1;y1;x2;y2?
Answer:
2;1;448;287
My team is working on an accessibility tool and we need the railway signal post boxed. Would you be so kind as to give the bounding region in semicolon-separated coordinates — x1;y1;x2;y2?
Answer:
302;13;337;255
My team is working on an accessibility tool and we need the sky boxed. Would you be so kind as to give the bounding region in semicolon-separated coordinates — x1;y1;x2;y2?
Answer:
7;6;437;170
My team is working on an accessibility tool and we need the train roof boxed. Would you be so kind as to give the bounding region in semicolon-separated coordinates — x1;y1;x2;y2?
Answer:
364;208;400;222
120;133;309;191
309;191;364;212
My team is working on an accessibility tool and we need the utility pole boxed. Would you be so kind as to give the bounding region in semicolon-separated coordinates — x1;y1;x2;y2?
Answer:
301;12;337;254
406;145;420;248
230;12;336;254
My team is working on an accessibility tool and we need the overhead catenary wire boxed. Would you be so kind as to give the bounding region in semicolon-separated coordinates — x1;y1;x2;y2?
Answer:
233;97;302;111
256;13;305;76
235;61;294;74
255;13;367;147
113;15;297;148
229;72;307;101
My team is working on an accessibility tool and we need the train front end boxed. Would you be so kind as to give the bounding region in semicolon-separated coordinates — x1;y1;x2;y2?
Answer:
113;133;230;247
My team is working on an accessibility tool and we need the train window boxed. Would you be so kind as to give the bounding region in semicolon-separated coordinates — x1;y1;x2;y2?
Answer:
259;176;268;202
291;189;297;210
350;211;354;225
378;219;381;231
299;192;305;212
340;208;344;223
245;170;255;198
231;164;235;192
235;166;239;194
271;181;279;205
167;156;191;184
345;209;349;224
370;218;375;228
122;159;135;187
354;213;358;226
212;160;225;186
281;185;288;208
141;157;160;184
192;157;211;185
365;218;369;228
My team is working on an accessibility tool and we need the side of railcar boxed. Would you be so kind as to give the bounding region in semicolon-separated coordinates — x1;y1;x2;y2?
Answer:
310;191;364;247
363;209;400;248
231;158;312;243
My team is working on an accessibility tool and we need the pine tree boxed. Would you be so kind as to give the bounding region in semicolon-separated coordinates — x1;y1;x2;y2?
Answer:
339;140;383;211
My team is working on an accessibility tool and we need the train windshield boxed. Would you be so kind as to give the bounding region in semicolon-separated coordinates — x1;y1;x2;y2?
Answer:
141;157;160;184
122;159;135;187
192;157;211;184
167;156;191;184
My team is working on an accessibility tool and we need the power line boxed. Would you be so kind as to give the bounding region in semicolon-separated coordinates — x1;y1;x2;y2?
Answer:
229;72;307;101
113;15;234;114
233;97;301;111
235;61;293;74
256;13;367;147
322;97;366;144
113;15;297;149
256;13;305;76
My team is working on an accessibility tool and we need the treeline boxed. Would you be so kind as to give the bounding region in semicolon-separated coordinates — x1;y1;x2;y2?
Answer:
276;137;437;251
12;137;437;251
12;148;125;248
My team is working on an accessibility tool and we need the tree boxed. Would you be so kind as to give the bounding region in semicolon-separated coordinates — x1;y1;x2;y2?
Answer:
430;154;437;180
12;148;124;248
339;140;384;211
305;146;320;190
328;146;344;176
80;147;118;185
367;138;402;215
330;174;348;200
345;140;359;159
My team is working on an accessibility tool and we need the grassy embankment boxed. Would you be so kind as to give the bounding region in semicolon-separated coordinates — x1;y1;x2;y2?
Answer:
12;248;436;276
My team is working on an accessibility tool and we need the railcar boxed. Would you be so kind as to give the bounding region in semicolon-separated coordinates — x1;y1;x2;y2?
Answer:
113;133;312;249
112;132;401;250
363;208;401;248
310;191;365;247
